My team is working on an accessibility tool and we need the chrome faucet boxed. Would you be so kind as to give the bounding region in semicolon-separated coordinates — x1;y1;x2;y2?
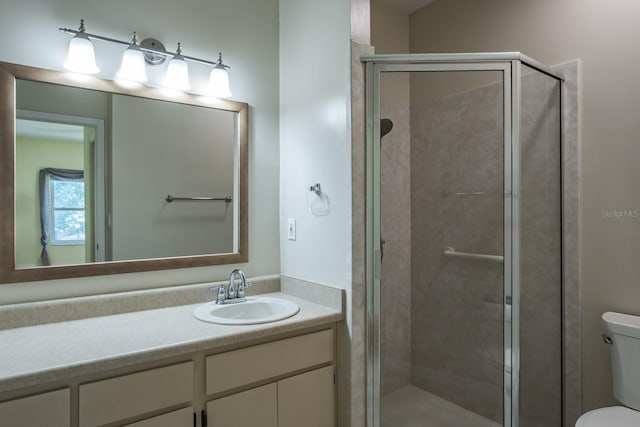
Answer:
215;269;249;304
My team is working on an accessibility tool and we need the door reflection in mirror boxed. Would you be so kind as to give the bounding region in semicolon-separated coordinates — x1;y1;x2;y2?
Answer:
16;114;104;268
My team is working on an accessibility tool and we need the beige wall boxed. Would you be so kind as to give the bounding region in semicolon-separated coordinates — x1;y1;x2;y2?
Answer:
372;0;410;55
409;0;640;412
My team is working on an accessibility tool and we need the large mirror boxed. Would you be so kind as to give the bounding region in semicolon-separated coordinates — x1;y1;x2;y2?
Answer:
0;62;248;283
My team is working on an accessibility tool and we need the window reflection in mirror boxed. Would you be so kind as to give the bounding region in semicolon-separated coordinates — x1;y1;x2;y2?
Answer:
48;174;86;244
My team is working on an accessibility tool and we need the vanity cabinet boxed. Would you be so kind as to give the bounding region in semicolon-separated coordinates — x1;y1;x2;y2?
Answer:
0;327;336;427
0;388;70;427
205;329;335;427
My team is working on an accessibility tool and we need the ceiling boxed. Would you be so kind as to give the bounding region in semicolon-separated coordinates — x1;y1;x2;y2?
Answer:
16;119;85;143
381;0;437;14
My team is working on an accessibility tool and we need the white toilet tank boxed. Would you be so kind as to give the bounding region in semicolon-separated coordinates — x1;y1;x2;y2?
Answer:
603;312;640;410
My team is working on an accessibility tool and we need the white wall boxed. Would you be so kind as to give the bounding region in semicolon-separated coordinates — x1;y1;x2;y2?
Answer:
279;0;352;289
0;0;279;304
409;0;640;413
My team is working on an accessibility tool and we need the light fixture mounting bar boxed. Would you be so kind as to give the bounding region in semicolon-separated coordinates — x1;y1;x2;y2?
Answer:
58;27;224;68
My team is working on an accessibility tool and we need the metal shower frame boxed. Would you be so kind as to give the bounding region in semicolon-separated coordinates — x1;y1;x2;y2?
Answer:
362;52;563;427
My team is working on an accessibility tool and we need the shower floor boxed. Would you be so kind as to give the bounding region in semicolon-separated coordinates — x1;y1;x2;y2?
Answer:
381;384;501;427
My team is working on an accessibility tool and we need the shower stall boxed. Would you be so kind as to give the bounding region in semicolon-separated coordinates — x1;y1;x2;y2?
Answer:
364;53;563;427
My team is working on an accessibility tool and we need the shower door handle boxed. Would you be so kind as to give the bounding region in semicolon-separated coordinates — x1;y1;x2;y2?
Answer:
380;238;386;262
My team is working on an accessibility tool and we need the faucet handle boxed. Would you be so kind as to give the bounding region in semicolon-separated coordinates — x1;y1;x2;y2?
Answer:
237;281;252;299
215;285;226;304
228;281;236;299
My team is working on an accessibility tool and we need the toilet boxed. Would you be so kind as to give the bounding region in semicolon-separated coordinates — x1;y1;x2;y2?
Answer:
576;312;640;426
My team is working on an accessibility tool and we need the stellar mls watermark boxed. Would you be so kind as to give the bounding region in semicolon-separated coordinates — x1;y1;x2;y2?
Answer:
601;209;640;218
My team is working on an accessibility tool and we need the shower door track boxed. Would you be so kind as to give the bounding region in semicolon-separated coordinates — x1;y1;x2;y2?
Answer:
363;53;562;427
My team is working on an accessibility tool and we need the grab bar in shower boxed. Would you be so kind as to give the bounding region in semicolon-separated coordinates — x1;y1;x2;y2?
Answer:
443;247;504;262
442;191;493;197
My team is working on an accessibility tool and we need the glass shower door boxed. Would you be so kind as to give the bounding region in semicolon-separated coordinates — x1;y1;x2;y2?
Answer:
518;64;563;427
377;69;507;427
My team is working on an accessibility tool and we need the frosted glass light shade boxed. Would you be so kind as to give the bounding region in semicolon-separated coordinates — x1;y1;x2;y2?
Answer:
64;34;100;74
163;56;190;91
117;46;147;82
208;66;232;98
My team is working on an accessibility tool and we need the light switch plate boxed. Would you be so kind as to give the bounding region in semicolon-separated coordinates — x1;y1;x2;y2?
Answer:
287;218;296;240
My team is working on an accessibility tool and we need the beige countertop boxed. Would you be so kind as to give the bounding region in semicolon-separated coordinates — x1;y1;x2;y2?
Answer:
0;292;342;395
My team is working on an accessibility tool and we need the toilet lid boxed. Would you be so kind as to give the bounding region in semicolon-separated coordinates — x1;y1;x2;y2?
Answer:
576;406;640;427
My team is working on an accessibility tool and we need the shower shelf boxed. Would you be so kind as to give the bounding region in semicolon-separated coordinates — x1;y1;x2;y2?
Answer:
443;247;503;262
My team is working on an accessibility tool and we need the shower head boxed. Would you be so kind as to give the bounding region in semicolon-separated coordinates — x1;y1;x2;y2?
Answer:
381;118;394;138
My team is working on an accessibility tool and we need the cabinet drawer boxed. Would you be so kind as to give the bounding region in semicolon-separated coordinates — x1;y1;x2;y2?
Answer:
0;388;70;427
123;406;193;427
79;361;193;427
206;329;334;395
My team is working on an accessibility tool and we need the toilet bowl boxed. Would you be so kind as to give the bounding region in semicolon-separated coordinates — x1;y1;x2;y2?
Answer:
576;407;640;427
575;312;640;426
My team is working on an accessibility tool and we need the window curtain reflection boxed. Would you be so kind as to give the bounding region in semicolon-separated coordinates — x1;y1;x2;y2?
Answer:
39;168;84;266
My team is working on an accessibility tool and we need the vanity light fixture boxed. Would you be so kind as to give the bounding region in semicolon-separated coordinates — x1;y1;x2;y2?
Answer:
163;43;191;91
59;19;232;97
207;53;232;98
116;32;147;83
63;19;100;74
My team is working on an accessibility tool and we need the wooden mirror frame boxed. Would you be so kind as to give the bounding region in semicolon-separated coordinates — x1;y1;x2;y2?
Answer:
0;62;248;283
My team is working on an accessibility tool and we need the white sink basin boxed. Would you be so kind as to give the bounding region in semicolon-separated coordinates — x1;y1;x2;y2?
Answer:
193;297;300;325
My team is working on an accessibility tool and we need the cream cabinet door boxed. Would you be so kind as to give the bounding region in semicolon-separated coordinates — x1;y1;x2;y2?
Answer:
122;407;193;427
0;388;70;427
207;383;277;427
278;365;335;427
